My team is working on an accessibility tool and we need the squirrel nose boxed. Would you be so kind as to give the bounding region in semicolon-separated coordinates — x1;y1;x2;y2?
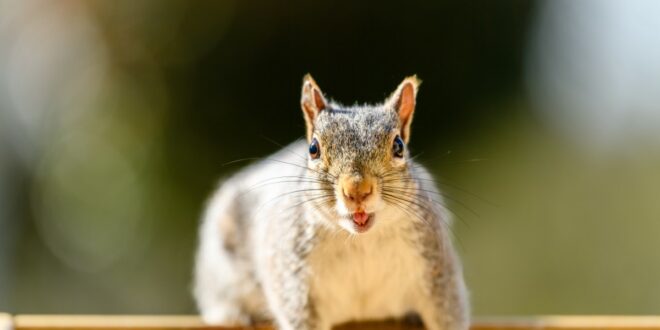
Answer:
341;177;374;204
343;186;372;204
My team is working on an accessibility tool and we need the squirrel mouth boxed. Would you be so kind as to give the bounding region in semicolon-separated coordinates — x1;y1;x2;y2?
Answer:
352;211;374;233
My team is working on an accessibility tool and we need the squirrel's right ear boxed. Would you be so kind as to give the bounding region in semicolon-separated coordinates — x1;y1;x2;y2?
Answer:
301;74;328;141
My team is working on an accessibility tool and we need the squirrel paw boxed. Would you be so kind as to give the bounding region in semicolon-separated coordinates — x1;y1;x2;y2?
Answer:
201;305;252;326
403;312;424;326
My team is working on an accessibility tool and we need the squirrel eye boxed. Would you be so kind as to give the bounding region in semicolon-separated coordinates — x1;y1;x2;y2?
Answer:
309;138;320;159
393;135;404;158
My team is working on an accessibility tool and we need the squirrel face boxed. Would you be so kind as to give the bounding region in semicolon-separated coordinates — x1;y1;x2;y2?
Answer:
300;74;420;234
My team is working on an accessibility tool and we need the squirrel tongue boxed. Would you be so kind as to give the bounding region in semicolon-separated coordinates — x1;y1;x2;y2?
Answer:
353;211;369;225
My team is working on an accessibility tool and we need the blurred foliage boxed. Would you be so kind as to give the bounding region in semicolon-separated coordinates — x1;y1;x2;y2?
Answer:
1;0;660;317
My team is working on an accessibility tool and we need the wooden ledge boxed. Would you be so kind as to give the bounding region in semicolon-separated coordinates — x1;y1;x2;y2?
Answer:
14;316;211;330
0;314;12;330
473;316;660;330
7;315;660;330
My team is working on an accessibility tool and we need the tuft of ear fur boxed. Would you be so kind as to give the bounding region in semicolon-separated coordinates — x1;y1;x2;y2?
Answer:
385;75;421;143
301;74;328;141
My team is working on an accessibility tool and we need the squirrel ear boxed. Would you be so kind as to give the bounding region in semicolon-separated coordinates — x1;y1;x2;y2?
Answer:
301;74;328;141
386;75;420;143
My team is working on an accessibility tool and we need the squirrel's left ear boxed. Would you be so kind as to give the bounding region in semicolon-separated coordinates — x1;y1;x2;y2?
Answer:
301;74;328;141
386;75;420;143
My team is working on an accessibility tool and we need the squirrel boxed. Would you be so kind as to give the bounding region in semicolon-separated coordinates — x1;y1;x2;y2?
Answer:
193;75;469;330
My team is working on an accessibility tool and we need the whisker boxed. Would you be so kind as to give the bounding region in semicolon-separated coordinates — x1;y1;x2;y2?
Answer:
381;188;469;228
243;176;333;192
240;181;330;196
382;191;438;222
260;135;308;161
381;176;497;207
262;158;337;180
222;157;261;166
409;151;425;162
251;188;334;214
382;185;480;218
412;158;489;166
284;194;336;212
221;156;336;181
251;176;331;184
381;193;434;228
382;191;465;245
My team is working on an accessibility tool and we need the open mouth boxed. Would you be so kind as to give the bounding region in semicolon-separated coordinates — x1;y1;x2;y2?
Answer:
352;211;375;233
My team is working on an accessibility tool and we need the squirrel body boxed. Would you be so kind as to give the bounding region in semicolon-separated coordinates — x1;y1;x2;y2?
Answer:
194;76;469;330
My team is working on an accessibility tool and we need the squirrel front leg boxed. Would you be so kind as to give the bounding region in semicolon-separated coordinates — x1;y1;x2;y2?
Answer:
261;223;328;330
263;251;327;330
416;229;470;330
418;268;469;330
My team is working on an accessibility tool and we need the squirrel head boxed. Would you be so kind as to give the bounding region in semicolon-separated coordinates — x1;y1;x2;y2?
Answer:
300;74;420;234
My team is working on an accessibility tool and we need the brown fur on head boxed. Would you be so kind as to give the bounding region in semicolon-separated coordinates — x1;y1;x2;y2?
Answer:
299;74;421;231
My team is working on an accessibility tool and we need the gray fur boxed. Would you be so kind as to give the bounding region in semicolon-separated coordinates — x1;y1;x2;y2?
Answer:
194;76;469;330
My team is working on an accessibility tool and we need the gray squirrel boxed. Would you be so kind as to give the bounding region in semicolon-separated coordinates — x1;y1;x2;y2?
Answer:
194;75;469;330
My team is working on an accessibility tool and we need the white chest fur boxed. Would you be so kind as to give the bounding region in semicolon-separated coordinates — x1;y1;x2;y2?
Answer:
308;220;425;326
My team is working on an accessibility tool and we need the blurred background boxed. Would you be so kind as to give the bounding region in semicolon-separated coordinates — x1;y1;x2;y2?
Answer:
1;0;660;316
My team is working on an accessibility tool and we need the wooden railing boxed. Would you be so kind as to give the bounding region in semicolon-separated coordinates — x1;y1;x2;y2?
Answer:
2;314;660;330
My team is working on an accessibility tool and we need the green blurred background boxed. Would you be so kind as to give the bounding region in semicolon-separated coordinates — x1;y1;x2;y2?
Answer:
2;0;660;316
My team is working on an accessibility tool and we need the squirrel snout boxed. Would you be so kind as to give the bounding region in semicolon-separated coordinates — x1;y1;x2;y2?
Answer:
339;175;375;206
342;186;372;204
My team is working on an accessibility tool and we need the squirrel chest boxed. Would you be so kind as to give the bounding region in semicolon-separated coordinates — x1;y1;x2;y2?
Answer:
308;223;425;324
